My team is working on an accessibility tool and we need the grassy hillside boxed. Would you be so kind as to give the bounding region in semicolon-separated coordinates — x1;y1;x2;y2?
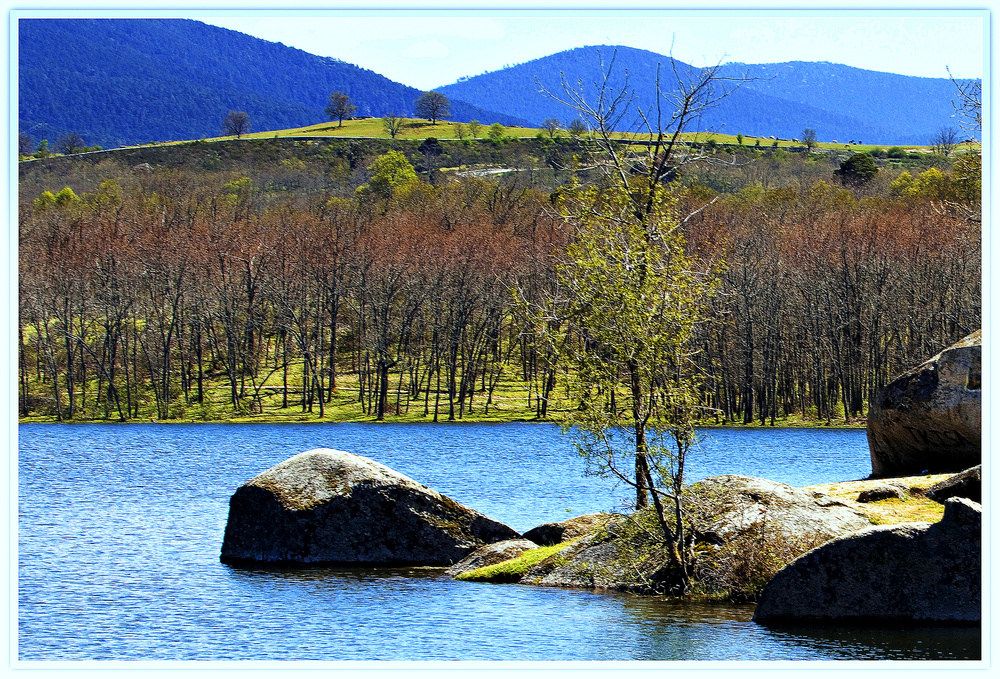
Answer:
61;115;956;151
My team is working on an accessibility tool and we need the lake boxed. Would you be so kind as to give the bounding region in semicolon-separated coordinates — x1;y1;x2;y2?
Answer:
16;422;980;662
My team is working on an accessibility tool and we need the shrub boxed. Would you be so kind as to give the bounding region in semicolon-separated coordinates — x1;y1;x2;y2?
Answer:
692;521;828;602
834;152;878;186
487;123;506;144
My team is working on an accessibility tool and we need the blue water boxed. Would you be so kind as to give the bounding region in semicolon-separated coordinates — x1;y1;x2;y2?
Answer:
17;423;980;661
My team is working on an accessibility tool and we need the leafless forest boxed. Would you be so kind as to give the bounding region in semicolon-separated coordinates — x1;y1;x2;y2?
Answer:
18;140;980;423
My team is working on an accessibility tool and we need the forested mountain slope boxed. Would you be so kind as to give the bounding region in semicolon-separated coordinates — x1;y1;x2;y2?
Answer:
437;46;968;145
18;18;528;149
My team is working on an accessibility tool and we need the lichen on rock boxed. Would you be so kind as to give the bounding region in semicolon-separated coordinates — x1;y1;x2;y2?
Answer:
220;448;520;566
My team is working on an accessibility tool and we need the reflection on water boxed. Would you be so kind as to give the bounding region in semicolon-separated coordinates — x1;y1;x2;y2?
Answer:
18;423;979;661
752;620;981;661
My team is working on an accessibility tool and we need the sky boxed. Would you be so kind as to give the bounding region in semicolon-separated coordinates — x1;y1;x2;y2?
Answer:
191;8;986;91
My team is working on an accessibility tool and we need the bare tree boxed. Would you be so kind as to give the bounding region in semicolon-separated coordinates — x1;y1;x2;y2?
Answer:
540;48;749;228
932;126;959;156
948;67;981;137
56;132;85;154
543;118;561;138
19;132;34;156
223;110;251;139
567;118;587;137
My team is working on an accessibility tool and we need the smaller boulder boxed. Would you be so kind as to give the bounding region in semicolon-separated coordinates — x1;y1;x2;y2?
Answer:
445;539;539;577
753;497;981;624
523;529;628;590
857;483;907;503
925;465;981;504
522;513;609;546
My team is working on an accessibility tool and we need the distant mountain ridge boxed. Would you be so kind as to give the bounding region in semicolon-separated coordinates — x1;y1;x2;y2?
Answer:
437;45;971;145
18;22;973;149
18;18;529;149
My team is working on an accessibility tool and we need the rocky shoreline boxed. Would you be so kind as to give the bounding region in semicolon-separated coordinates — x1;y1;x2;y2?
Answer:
219;446;980;624
219;331;981;626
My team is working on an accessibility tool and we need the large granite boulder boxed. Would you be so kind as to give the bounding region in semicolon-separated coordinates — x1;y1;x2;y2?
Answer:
753;497;981;624
867;331;981;478
220;449;520;566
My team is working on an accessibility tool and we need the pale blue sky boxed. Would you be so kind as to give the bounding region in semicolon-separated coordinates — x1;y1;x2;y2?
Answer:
196;9;986;90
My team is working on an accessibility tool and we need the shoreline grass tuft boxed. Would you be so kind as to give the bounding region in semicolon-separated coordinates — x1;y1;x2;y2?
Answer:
455;540;576;583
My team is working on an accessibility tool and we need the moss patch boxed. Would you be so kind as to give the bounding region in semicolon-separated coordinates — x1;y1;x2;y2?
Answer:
804;474;951;525
455;540;576;583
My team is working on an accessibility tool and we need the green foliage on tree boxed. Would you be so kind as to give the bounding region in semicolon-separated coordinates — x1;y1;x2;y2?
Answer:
325;91;357;127
357;150;418;201
382;114;406;139
834;152;878;186
530;49;749;593
34;186;80;211
486;123;506;144
33;190;56;211
544;180;716;593
951;151;982;206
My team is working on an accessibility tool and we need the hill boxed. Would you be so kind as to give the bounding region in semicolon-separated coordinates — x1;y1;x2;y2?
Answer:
437;46;970;145
17;18;529;149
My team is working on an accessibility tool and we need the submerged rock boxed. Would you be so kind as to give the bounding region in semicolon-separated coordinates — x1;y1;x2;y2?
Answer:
753;497;981;624
220;448;519;566
867;331;981;478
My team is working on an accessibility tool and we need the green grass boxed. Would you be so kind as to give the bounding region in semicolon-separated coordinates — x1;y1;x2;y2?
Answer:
97;116;939;152
454;540;576;582
213;118;545;142
17;357;868;427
